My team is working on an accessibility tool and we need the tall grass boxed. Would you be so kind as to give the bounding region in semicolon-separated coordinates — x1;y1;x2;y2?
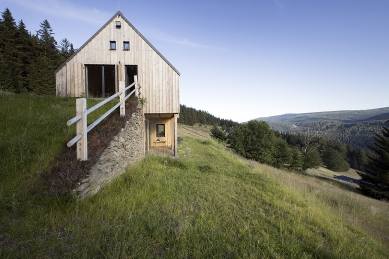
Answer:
1;96;388;258
247;162;389;247
0;94;117;211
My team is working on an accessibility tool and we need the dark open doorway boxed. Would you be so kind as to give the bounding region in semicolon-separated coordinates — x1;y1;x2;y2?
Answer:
85;65;116;98
126;65;138;95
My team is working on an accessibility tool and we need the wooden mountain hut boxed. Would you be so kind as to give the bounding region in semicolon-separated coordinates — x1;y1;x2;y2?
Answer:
55;11;180;156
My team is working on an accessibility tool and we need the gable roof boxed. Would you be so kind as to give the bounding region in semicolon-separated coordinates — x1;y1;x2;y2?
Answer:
55;11;180;75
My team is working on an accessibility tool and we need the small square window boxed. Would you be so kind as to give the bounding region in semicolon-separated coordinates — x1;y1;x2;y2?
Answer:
156;124;165;137
123;41;130;51
110;41;116;50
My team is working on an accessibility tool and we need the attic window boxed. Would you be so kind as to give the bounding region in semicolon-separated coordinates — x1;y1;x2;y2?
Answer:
115;21;121;28
110;41;116;50
156;124;165;137
123;41;130;51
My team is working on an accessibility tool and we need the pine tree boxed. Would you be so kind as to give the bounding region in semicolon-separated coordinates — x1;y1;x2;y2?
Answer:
228;120;275;165
349;156;358;170
356;148;368;172
273;138;291;169
358;121;389;199
227;124;247;157
59;38;75;63
0;8;19;92
28;19;58;95
210;125;226;142
0;13;5;92
289;146;303;171
323;147;350;172
302;148;322;171
29;55;56;95
37;19;58;60
15;20;33;92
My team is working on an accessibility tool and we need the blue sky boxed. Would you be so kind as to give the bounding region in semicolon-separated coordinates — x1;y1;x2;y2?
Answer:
1;0;388;122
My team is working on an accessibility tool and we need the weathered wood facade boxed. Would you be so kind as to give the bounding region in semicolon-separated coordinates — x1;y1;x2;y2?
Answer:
55;11;180;156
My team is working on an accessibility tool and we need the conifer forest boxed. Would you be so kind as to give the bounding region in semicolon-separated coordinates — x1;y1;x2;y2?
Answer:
0;8;75;95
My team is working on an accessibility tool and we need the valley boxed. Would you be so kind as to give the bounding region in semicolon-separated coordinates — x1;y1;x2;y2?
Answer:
256;107;389;149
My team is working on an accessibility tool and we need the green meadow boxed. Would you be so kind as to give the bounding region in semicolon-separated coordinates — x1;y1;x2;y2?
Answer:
1;94;388;258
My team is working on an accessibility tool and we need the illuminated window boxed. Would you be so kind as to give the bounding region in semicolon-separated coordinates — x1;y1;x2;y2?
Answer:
110;41;116;50
156;124;165;137
123;41;130;50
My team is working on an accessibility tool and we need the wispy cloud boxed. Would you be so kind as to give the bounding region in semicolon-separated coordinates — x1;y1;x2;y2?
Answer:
147;28;229;53
8;0;111;25
162;37;212;49
271;0;285;8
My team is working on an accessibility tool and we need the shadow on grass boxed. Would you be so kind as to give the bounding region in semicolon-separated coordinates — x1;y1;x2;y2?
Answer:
294;170;361;194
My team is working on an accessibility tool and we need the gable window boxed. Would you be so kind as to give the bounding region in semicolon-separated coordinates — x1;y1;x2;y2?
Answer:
110;41;116;50
156;124;165;137
123;41;130;51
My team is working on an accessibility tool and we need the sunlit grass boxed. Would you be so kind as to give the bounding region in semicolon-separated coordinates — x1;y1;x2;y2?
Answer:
0;94;118;211
1;98;389;258
248;162;389;247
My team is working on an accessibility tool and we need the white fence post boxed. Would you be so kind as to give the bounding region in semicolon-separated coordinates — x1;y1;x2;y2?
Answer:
134;75;139;97
67;84;137;160
119;81;125;117
76;98;88;161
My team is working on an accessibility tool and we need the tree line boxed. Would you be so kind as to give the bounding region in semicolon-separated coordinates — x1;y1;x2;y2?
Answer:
278;131;370;172
211;120;354;172
268;119;388;149
211;120;389;200
210;119;371;173
0;8;75;95
178;103;372;174
178;104;239;129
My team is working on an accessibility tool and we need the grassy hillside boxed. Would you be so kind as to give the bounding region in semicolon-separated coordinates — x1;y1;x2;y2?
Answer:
255;107;389;149
0;93;118;199
1;94;389;258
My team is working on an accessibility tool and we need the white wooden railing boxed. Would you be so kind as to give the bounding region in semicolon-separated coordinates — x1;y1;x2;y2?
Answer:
67;76;138;161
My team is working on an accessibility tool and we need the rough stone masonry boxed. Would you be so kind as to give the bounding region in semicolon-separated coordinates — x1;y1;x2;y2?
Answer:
72;106;144;199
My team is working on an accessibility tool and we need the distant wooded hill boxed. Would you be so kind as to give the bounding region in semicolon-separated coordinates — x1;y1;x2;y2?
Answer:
255;107;389;149
178;104;239;128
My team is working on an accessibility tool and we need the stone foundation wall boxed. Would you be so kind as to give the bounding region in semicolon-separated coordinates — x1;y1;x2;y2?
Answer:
73;106;144;199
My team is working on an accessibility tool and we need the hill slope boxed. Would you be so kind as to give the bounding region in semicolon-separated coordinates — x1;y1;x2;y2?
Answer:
1;95;389;258
255;107;389;148
256;107;389;123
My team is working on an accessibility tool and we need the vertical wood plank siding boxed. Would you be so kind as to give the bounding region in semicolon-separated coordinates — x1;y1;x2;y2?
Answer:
55;14;179;114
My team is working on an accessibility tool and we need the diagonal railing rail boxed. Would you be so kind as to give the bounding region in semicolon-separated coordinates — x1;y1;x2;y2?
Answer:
66;76;138;161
